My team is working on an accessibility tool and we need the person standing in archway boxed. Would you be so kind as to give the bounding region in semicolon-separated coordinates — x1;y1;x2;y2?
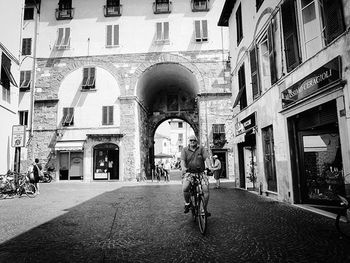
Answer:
211;155;222;189
180;135;211;216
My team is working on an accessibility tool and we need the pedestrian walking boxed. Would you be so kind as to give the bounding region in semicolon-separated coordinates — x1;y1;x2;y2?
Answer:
31;158;42;194
164;161;171;182
211;155;222;189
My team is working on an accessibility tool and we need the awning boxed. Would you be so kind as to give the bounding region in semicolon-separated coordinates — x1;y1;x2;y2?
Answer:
232;86;246;108
55;141;84;151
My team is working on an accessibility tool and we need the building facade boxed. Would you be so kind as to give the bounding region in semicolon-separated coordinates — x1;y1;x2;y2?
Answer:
219;0;350;208
20;0;233;181
0;0;23;174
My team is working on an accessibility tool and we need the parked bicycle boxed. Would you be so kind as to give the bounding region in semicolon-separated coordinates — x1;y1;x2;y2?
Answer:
188;172;208;235
0;172;38;199
335;194;350;239
39;170;53;183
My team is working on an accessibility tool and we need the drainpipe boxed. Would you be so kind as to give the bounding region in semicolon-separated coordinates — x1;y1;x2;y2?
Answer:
29;1;39;160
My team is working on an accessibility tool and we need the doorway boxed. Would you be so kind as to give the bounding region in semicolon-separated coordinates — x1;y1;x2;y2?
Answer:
93;143;119;180
211;150;227;178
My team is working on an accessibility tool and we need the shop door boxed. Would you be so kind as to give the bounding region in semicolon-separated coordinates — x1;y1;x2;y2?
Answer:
299;131;345;205
262;126;277;192
94;144;119;180
59;152;69;180
238;143;245;188
70;152;83;180
244;147;257;190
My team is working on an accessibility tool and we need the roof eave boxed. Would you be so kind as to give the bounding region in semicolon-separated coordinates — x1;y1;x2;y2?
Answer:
217;0;236;27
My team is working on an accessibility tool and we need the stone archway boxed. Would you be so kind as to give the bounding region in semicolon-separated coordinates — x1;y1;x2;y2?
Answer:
135;58;203;177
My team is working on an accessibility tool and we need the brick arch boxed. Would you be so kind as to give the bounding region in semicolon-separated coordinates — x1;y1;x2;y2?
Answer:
133;53;205;95
55;57;124;89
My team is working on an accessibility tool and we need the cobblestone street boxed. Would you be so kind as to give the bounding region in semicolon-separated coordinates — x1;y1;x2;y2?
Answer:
0;180;350;263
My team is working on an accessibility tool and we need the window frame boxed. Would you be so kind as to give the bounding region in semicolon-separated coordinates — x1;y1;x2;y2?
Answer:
156;22;170;44
106;24;120;47
102;106;114;125
22;38;32;55
24;6;34;20
20;70;31;91
62;107;74;126
55;27;71;49
236;4;243;45
19;111;29;126
194;20;208;42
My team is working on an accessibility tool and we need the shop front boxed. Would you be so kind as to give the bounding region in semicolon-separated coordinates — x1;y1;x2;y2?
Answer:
93;143;119;180
235;112;258;190
282;56;347;207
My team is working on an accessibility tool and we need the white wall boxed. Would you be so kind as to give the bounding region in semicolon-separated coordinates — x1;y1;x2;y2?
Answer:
36;0;228;58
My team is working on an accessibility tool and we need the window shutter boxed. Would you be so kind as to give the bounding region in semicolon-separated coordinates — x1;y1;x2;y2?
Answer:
88;68;96;86
250;46;260;99
68;107;74;125
20;71;25;86
113;25;119;45
63;28;70;46
236;4;243;44
238;64;247;109
56;28;64;46
323;0;345;44
202;20;208;40
82;68;89;86
163;22;169;40
268;19;277;84
106;25;112;46
109;106;114;124
22;39;32;55
102;106;107;125
156;22;162;41
195;20;201;40
281;0;300;72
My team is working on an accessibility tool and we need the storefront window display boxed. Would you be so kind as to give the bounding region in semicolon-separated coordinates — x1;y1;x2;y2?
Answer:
93;143;119;180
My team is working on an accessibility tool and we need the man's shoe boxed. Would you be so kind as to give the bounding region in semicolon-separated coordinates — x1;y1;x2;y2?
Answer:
184;203;191;213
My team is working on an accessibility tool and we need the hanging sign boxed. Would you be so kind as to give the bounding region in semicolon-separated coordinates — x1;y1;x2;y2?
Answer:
12;125;26;147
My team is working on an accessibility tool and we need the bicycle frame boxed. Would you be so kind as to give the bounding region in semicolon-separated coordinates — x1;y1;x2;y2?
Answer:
189;172;207;235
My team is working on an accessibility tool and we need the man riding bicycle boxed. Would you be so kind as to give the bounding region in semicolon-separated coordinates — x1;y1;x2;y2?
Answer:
181;135;211;216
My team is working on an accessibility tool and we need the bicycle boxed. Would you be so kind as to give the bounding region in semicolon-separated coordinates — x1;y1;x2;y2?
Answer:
188;172;208;235
0;172;38;199
335;194;350;239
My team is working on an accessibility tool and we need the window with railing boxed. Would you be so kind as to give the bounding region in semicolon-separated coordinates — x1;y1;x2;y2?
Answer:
191;0;209;12
153;0;172;14
56;0;74;20
212;124;226;148
104;0;122;16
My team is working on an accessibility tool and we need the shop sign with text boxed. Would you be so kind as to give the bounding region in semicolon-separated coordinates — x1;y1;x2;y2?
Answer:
235;112;256;136
281;56;341;108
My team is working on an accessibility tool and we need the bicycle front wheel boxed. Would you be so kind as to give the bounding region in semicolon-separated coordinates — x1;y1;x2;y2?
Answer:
336;212;350;239
197;195;207;235
24;183;37;198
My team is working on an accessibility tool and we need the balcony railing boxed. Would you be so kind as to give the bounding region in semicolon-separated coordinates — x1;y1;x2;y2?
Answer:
191;0;209;12
55;8;74;20
104;4;122;17
153;1;172;14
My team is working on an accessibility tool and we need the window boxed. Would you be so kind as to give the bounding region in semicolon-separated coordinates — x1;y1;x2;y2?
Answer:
56;0;74;20
20;71;31;91
233;64;247;110
213;124;226;147
19;111;29;126
194;20;208;42
55;28;70;49
281;0;345;71
102;106;114;125
82;67;96;89
104;0;122;16
178;122;183;128
236;4;243;45
153;0;172;14
255;18;277;92
250;47;260;99
191;0;209;12
62;107;74;126
156;22;169;43
22;38;32;55
256;0;264;11
106;25;119;47
1;53;17;103
24;7;34;20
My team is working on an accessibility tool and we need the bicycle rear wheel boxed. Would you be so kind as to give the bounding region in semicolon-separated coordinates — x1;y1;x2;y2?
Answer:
24;183;37;198
197;195;207;235
336;212;350;239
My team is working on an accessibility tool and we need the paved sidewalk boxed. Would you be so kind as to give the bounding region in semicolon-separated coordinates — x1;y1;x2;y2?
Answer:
0;181;349;262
